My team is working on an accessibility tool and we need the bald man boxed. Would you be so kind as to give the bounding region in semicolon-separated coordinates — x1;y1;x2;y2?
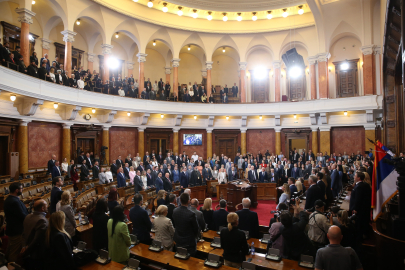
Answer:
22;199;48;268
315;226;363;270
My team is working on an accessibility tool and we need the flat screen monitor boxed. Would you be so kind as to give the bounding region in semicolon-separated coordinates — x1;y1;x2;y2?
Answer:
183;134;202;146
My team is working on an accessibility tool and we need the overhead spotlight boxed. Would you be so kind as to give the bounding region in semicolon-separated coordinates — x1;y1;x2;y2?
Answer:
153;40;156;46
289;66;302;78
207;11;212;21
194;115;197;120
133;0;139;2
192;9;198;18
76;19;80;25
10;95;16;101
127;112;131;116
267;11;272;19
298;5;304;15
259;115;262;120
341;62;349;70
188;46;191;51
162;2;168;12
237;13;242;21
147;0;153;8
223;13;228;21
282;9;288;17
222;47;225;53
161;114;164;118
177;7;183;16
53;103;58;109
226;116;229;120
252;12;257;21
92;108;96;113
115;32;119;38
344;111;348;116
32;0;35;4
293;114;297;119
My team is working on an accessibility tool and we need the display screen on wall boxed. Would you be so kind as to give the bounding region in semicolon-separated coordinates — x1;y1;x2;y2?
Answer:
183;134;202;146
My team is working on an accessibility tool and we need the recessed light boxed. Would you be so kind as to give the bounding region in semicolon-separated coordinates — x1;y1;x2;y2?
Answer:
54;103;58;109
92;108;96;113
10;95;16;101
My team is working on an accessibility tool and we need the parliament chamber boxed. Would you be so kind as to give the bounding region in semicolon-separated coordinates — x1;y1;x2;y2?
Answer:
0;0;405;269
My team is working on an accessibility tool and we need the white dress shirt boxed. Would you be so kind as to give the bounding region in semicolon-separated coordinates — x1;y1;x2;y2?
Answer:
118;89;125;96
77;79;84;89
191;154;199;161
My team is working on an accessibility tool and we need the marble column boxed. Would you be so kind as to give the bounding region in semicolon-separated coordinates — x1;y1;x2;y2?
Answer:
172;58;180;98
361;45;376;95
275;128;281;155
207;129;213;158
15;9;35;66
87;53;96;73
273;61;282;102
127;61;134;77
173;128;179;154
41;38;52;58
240;128;247;155
61;30;77;78
319;127;330;155
206;61;213;97
239;62;247;102
308;56;317;99
365;128;375;151
62;123;72;161
18;120;31;174
317;53;330;99
311;127;318;154
102;126;110;165
137;53;147;97
165;67;171;85
138;127;145;159
102;44;113;85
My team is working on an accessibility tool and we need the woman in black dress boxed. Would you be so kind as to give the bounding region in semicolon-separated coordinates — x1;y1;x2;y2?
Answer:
92;198;110;252
199;198;214;230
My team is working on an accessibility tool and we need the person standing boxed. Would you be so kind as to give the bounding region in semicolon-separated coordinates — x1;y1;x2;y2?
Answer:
236;198;259;238
129;194;152;245
50;177;64;214
107;205;131;264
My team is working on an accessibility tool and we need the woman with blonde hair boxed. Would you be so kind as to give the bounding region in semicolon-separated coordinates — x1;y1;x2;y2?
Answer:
219;213;249;268
129;166;136;184
200;198;214;230
363;171;371;187
156;189;166;207
153;205;175;250
59;191;77;239
277;183;290;210
296;179;303;192
45;211;75;270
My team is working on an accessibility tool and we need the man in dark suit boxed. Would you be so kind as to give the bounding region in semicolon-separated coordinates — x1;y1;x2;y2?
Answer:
222;92;229;103
190;167;202;186
288;177;298;195
248;167;258;182
258;167;268;183
180;167;189;188
293;150;300;163
80;159;89;181
110;160;118;176
116;155;123;168
228;166;237;182
291;163;300;179
133;171;143;193
47;155;56;174
236;198;259;238
269;168;279;183
137;162;145;173
50;177;64;214
51;160;62;180
162;172;172;192
330;164;340;198
85;153;93;169
116;167;126;188
274;164;283;179
92;161;100;179
316;172;326;202
143;152;150;163
172;193;199;255
212;199;229;231
167;194;177;225
123;163;130;179
183;91;191;102
158;78;164;91
202;164;213;182
304;176;322;209
146;169;153;186
129;194;152;244
232;83;238;97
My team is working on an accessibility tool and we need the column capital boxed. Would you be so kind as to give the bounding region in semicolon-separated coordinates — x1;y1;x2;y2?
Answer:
172;127;180;132
201;69;207;77
102;125;112;131
272;61;282;69
41;38;52;50
61;30;77;43
239;62;247;70
137;53;147;63
102;44;114;55
319;126;330;132
240;128;247;133
62;123;73;129
127;61;135;70
373;46;382;55
310;126;319;132
165;67;171;75
360;45;375;56
206;128;213;133
15;8;36;25
19;119;32;126
317;52;330;62
363;124;375;130
138;126;146;132
308;56;318;65
206;61;213;70
274;127;282;132
171;58;181;67
87;53;96;63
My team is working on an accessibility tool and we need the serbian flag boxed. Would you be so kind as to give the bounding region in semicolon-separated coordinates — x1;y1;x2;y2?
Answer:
372;141;398;220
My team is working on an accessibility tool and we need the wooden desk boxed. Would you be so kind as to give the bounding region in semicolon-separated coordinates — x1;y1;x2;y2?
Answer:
202;230;267;253
216;183;228;200
226;180;257;212
207;180;218;197
255;183;277;200
79;261;124;270
76;219;94;250
189;186;206;202
196;241;215;253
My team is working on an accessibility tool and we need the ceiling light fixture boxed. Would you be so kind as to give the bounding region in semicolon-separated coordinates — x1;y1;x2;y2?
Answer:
188;46;191;51
153;40;156;46
293;114;297;119
282;9;288;17
115;32;119;38
252;12;257;21
53;103;58;109
344;111;348;116
194;115;197;120
162;2;168;12
92;108;96;113
133;0;138;2
161;114;164;118
259;115;262;120
147;0;153;8
298;5;304;15
237;13;242;21
192;9;198;18
32;0;35;4
76;19;80;25
207;11;212;21
177;6;183;16
10;95;16;101
222;47;225;53
127;112;131;116
341;62;349;70
267;11;272;19
223;13;228;21
226;116;229;120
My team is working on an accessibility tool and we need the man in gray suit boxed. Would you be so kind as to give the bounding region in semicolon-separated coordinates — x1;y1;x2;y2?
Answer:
172;193;199;256
98;167;108;185
22;199;48;268
190;198;206;232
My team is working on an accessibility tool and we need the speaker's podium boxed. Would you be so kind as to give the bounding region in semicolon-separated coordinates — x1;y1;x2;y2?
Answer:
226;180;258;212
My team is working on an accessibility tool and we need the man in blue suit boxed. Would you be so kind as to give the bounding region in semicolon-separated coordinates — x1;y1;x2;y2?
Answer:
129;194;152;244
180;167;188;188
236;198;259;238
116;167;126;188
228;166;237;182
51;160;62;180
258;167;268;183
183;91;191;102
212;199;229;231
330;164;340;198
288;177;298;194
291;163;300;179
155;172;164;193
